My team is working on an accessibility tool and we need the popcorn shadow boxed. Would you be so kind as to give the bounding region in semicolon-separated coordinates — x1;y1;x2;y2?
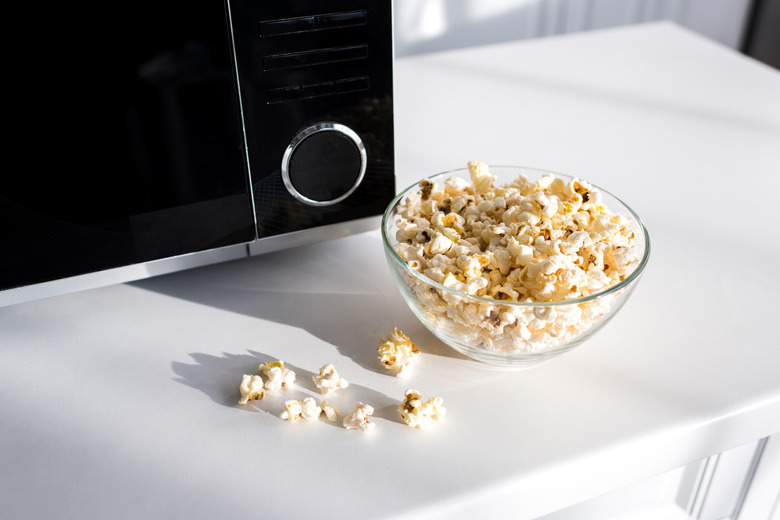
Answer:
135;239;467;375
373;403;404;425
172;349;398;424
171;350;269;408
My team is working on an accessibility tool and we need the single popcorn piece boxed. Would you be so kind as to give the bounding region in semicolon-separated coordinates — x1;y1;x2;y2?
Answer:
377;328;420;378
399;389;446;429
312;363;350;395
343;402;375;432
467;160;495;194
259;360;296;392
299;397;322;421
280;400;303;422
320;400;339;422
238;374;265;405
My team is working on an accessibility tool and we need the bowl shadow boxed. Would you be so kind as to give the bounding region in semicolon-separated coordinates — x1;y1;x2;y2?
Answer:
134;237;467;374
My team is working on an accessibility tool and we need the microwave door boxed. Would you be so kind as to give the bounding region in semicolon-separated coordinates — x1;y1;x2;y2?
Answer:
1;0;256;299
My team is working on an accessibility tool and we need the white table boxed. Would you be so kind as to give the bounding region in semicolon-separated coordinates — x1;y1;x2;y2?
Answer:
2;22;779;519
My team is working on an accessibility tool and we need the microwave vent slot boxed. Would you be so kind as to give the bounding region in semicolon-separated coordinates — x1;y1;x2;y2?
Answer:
266;76;369;104
263;44;368;71
257;10;374;104
259;10;367;37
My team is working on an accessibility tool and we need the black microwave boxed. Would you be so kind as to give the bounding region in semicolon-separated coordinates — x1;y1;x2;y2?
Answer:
1;0;395;306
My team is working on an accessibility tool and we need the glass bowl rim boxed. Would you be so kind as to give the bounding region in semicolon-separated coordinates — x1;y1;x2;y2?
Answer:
381;165;651;308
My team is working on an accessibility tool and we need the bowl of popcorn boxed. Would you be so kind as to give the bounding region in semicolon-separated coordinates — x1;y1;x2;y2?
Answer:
381;161;650;368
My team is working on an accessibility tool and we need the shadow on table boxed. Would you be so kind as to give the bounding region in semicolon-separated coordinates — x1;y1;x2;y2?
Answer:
133;240;465;366
135;238;467;390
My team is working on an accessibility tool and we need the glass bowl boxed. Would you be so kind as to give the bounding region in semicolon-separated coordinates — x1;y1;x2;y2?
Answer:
381;165;650;369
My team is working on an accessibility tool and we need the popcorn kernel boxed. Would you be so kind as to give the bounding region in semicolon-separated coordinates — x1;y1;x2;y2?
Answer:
378;328;420;378
238;374;265;405
343;403;375;432
399;389;446;429
313;363;349;395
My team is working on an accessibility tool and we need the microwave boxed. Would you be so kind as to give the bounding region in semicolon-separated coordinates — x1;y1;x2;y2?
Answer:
1;0;395;307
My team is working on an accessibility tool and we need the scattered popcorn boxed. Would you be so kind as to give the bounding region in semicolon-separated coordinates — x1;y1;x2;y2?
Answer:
391;161;641;355
280;400;303;422
238;374;265;405
399;389;446;429
377;328;420;378
279;398;339;423
343;402;375;432
320;400;339;422
259;360;296;392
312;363;349;395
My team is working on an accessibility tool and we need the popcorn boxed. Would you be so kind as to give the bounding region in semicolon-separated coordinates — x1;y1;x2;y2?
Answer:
425;231;454;256
399;389;446;429
312;363;349;395
299;397;323;420
377;328;420;378
279;398;338;423
320;400;339;422
343;403;375;432
259;361;296;392
468;160;495;194
280;400;303;422
238;374;265;405
391;161;641;355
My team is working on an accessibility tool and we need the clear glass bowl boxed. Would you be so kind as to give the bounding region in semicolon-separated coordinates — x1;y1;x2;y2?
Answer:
381;166;650;369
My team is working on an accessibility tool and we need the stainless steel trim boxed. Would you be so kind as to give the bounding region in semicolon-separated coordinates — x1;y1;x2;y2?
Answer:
0;243;250;308
248;215;380;256
280;122;367;207
1;216;383;308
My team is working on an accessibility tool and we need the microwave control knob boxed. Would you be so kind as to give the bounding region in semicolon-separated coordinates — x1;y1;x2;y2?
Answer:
281;122;367;206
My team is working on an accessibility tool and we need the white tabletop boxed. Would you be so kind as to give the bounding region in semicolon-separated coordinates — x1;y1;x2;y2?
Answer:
2;22;779;520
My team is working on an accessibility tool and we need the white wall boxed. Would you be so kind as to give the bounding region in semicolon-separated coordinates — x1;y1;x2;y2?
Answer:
394;0;753;57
